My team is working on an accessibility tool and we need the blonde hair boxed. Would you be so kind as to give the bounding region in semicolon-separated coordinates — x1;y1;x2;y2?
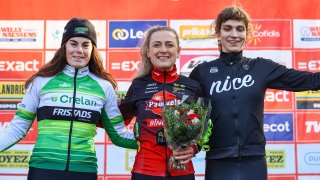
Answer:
135;26;180;78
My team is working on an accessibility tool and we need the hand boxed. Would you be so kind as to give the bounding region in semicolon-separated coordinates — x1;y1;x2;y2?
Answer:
172;146;194;164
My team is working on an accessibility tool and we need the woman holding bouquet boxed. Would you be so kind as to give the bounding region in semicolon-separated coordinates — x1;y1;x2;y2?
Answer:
119;26;202;180
189;6;320;180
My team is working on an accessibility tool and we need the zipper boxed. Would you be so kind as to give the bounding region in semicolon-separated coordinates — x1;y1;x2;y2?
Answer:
65;68;78;171
229;61;242;160
162;70;171;177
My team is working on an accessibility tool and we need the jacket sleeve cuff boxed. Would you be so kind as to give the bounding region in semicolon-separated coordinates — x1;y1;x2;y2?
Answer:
192;143;201;156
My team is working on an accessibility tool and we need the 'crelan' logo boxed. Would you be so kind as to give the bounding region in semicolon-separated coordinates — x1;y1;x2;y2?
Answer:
51;95;97;106
146;91;182;116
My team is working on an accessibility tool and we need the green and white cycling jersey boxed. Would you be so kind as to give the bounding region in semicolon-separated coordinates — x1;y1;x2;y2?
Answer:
0;65;137;173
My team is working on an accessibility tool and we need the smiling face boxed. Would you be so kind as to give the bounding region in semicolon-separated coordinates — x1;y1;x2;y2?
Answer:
147;30;180;71
218;19;247;53
65;37;93;69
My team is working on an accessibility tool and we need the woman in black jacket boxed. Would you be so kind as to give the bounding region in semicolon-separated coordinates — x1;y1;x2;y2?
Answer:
119;26;202;180
189;6;320;180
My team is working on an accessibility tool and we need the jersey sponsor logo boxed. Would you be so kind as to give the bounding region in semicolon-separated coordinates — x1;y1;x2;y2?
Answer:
38;106;99;124
108;51;141;81
146;91;182;116
266;150;286;168
52;95;97;107
53;108;92;119
0;51;43;80
109;21;167;48
173;83;186;92
146;118;164;128
210;75;254;94
297;112;320;141
264;89;293;110
247;20;291;48
264;113;293;141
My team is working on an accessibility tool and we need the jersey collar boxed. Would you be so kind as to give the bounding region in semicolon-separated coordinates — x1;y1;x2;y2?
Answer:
220;51;243;65
152;65;179;83
63;65;89;77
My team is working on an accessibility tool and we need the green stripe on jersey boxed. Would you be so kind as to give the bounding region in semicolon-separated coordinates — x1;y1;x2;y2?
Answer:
15;108;36;121
41;73;106;99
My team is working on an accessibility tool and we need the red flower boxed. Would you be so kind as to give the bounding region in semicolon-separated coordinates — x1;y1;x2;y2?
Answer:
183;119;193;124
186;113;200;119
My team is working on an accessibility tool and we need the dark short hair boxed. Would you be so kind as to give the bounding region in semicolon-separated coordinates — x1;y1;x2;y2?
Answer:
214;6;251;36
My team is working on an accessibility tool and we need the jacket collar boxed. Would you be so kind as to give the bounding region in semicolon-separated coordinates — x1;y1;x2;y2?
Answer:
219;51;243;65
152;65;179;83
63;65;89;78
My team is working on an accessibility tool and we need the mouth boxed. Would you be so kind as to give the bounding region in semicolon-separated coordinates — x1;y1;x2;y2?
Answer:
157;56;170;60
72;56;85;60
227;39;242;46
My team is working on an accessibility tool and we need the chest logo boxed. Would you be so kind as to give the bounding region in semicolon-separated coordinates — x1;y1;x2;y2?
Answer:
210;75;255;94
146;91;182;116
210;67;218;73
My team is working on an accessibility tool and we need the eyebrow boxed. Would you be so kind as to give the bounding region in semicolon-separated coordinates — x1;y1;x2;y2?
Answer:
69;39;91;44
151;40;174;44
222;24;245;27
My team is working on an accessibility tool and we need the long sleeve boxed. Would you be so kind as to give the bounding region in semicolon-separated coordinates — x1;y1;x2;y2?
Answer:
118;84;137;124
101;82;137;149
261;58;320;91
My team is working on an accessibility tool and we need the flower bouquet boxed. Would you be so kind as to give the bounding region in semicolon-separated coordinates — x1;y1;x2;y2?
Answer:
162;97;212;170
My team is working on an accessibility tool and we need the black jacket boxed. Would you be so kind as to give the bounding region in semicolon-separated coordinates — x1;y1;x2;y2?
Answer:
189;51;320;159
119;66;202;176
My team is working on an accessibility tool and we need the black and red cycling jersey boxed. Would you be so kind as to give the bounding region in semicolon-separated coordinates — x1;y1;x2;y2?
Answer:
119;65;202;177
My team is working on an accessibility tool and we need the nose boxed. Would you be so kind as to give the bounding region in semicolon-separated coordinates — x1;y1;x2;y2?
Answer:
75;45;84;53
230;29;238;37
160;45;167;52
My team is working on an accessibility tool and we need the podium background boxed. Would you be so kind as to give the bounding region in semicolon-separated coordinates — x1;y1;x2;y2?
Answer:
0;0;320;179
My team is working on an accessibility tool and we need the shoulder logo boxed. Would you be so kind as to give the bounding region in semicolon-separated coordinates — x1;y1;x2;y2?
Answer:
243;64;249;70
210;67;218;73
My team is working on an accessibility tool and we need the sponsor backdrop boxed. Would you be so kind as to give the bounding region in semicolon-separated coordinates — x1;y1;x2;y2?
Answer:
1;0;320;179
